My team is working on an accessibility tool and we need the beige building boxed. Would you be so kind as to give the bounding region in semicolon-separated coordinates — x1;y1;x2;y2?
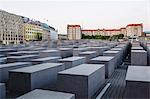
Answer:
70;23;143;38
126;24;143;37
67;25;81;40
22;17;58;41
0;10;24;45
24;23;43;41
82;29;122;36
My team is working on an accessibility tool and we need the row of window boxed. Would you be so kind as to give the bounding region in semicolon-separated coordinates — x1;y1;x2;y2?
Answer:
0;34;23;37
0;37;23;40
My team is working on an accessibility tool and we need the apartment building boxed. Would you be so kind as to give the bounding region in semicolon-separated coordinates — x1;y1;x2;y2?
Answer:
126;24;143;37
24;22;43;41
0;10;24;45
23;17;58;41
68;23;143;39
67;25;81;40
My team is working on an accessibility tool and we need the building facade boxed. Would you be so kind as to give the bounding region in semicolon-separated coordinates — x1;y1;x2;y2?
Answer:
126;24;143;37
22;16;58;41
68;23;143;39
0;10;58;45
58;34;68;40
0;10;24;45
24;23;43;41
67;25;81;40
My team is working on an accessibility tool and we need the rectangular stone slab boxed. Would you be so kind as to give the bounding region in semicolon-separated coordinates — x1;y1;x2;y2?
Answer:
31;57;61;65
131;50;147;65
131;47;143;50
7;55;39;63
103;50;121;68
0;49;17;55
0;83;5;98
16;89;75;99
0;55;4;58
124;66;150;98
59;56;85;69
79;51;98;63
87;46;109;55
0;57;7;64
58;48;73;58
8;51;39;56
57;64;105;98
0;62;31;82
147;47;150;65
73;48;90;56
9;63;65;94
39;50;61;58
110;48;124;63
89;56;115;78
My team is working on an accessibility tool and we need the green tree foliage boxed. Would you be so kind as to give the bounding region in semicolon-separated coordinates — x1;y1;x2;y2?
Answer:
82;34;124;40
37;33;42;41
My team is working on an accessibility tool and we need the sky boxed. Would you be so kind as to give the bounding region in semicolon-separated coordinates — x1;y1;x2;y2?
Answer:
0;0;150;34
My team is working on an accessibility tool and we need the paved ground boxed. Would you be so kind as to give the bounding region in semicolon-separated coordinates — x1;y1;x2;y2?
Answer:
101;57;129;99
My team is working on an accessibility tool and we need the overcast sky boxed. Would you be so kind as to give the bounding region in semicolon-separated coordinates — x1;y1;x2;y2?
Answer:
0;0;150;34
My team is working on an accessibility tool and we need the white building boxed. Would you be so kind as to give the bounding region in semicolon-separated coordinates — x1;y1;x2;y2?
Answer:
126;24;143;37
50;28;58;40
0;10;24;45
67;25;81;40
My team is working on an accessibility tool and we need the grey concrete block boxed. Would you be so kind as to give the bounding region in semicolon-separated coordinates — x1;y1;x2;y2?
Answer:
87;46;109;55
59;48;73;58
131;50;147;65
39;50;61;58
103;50;120;56
0;62;31;82
0;55;4;58
59;56;86;69
57;64;105;98
131;47;143;50
8;51;39;56
73;48;90;56
110;47;124;63
17;47;36;51
7;55;39;63
147;47;150;65
115;44;129;58
0;57;7;64
131;42;140;47
31;57;61;65
79;51;99;63
89;56;115;78
9;63;65;93
30;47;46;51
0;83;6;98
16;89;75;99
103;50;121;68
124;66;150;98
0;49;17;56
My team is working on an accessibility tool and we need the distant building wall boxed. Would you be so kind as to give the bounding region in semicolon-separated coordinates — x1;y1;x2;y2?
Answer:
50;29;58;40
126;24;143;37
0;10;24;45
67;23;143;38
24;23;43;41
67;25;81;40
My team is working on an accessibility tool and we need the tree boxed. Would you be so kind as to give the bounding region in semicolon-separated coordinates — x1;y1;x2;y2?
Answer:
37;33;42;41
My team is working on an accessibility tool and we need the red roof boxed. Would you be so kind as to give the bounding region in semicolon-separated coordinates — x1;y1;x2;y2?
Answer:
120;27;126;29
81;29;121;32
127;24;143;27
82;29;98;32
104;29;121;31
68;25;81;27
